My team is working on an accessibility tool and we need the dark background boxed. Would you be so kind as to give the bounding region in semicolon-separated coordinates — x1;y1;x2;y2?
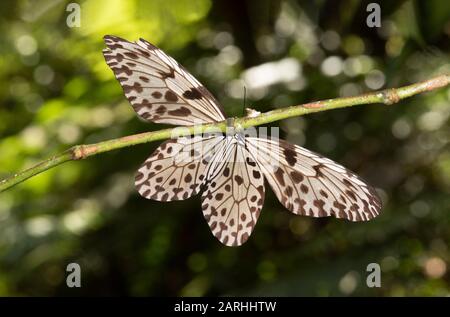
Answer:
0;0;449;296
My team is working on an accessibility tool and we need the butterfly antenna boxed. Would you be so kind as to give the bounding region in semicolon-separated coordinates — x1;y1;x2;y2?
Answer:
242;86;247;116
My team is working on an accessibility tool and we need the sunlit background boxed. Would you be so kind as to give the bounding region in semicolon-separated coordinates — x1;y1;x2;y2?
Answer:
0;0;449;296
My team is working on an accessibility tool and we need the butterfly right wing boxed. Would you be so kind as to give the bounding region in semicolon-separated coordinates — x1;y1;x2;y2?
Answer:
103;35;226;126
247;137;382;221
201;137;265;246
135;135;225;201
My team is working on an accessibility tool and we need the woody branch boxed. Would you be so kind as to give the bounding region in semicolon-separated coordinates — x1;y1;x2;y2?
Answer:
0;74;448;193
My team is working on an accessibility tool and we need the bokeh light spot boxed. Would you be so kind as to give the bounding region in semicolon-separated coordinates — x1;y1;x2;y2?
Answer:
15;35;37;56
423;257;447;279
338;271;359;295
320;56;343;77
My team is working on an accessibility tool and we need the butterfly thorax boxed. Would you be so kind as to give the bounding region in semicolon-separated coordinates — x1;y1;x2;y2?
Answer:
225;117;246;147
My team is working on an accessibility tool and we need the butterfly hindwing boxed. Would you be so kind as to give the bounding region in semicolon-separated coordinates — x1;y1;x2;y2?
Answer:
103;35;226;125
135;135;224;201
201;137;265;246
247;137;382;221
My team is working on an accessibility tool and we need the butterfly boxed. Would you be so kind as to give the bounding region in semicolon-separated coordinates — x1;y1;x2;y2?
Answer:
103;35;382;246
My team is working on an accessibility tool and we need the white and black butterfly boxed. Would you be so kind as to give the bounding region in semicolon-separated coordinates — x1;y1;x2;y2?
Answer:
103;35;382;246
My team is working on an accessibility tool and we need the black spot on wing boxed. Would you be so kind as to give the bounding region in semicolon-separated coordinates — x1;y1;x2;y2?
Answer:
182;88;202;100
283;147;297;166
159;68;175;79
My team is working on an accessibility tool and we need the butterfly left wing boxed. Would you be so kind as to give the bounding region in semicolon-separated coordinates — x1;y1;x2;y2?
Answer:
135;134;225;201
247;137;382;221
201;137;265;246
103;35;226;125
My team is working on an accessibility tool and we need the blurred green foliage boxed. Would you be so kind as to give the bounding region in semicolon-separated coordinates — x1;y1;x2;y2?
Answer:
0;0;449;296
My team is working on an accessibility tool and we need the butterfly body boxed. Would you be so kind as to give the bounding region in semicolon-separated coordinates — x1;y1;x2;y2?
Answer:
103;35;382;246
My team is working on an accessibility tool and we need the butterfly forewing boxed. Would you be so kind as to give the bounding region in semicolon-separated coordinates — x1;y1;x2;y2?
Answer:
247;137;382;221
103;35;226;125
201;137;265;246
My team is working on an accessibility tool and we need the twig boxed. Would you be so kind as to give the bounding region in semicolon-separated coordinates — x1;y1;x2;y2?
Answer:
0;74;448;193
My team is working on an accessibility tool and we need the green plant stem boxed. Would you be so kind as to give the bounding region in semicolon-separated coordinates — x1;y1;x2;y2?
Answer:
1;74;449;193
